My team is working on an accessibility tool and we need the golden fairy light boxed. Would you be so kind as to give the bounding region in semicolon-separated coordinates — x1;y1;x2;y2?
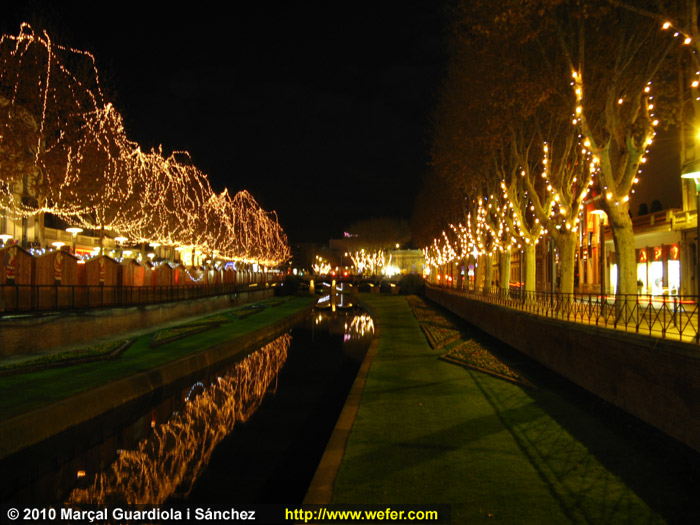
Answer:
0;24;290;266
349;248;390;276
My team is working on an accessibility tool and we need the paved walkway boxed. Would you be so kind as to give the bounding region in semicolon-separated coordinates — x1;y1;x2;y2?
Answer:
312;295;688;524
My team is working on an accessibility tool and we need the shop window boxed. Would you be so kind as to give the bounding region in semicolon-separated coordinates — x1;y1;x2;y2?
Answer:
668;261;680;295
637;263;647;294
610;264;617;295
650;260;664;295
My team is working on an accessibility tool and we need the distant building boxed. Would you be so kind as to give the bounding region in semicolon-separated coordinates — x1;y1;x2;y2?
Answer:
328;238;425;276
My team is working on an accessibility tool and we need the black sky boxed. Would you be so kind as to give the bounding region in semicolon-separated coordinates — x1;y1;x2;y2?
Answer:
2;1;447;243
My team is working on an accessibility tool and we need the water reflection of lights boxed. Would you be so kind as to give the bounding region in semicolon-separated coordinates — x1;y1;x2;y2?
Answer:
185;382;205;402
66;334;291;505
347;314;375;339
314;309;375;343
315;294;353;311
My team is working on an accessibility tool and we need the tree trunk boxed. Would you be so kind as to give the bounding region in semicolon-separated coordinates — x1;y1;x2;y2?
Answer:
484;254;493;293
607;204;636;297
475;254;484;290
556;231;577;295
524;243;537;294
99;224;105;256
36;211;46;248
20;216;28;249
499;250;511;296
462;257;469;290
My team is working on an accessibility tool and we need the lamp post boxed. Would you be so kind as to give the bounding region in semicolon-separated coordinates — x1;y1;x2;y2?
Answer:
590;210;607;315
66;227;83;255
114;236;128;260
149;242;161;262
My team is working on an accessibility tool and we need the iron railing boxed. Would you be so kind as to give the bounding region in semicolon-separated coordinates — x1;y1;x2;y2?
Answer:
0;282;275;316
428;283;700;344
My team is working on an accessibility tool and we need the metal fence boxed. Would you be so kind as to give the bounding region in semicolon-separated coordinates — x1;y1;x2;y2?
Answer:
429;283;700;344
0;282;274;316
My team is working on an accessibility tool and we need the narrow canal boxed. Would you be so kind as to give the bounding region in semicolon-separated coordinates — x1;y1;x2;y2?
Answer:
3;306;374;506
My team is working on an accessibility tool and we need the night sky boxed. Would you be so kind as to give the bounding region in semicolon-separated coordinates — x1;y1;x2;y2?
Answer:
2;1;447;244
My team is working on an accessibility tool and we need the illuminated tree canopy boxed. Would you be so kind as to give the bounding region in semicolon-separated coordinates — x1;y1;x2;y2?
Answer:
422;0;684;296
0;24;290;266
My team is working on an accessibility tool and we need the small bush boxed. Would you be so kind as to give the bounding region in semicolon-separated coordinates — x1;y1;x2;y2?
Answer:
358;282;373;293
281;275;301;295
398;273;425;295
380;281;393;293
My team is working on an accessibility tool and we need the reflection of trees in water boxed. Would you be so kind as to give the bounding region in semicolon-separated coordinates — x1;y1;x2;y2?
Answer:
315;311;375;340
349;314;374;338
67;334;291;505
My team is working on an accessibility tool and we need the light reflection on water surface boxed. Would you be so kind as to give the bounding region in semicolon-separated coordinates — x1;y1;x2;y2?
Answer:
67;334;291;505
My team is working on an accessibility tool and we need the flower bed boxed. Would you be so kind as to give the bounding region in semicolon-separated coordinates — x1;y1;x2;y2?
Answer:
413;308;452;326
150;313;233;347
420;323;461;349
442;340;522;383
178;314;231;327
264;298;289;307
232;305;265;320
150;324;215;347
0;340;133;376
406;295;429;309
406;295;452;325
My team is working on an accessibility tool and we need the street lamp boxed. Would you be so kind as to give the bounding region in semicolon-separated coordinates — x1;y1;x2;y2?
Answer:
115;236;128;259
149;242;161;261
66;227;83;255
681;163;700;303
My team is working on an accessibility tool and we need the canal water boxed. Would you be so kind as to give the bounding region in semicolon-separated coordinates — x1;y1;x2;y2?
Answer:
2;306;374;506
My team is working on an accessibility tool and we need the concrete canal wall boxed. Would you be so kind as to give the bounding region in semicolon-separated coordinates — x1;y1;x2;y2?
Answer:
0;289;273;356
427;287;700;453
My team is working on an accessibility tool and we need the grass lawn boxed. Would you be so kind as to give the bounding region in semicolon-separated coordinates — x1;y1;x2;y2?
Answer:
0;296;313;421
331;294;683;524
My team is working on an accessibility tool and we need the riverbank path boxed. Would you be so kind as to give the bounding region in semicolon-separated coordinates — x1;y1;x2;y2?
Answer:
311;294;697;524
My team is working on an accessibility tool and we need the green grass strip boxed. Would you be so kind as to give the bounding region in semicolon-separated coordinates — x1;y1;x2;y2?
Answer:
331;294;662;524
0;296;313;421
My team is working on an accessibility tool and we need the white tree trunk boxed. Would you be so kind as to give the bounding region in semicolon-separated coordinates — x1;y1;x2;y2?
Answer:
484;254;493;293
499;250;511;296
524;243;537;293
556;231;577;295
607;204;636;297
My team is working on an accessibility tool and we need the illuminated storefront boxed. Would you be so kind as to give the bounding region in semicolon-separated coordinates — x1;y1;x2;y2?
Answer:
634;244;680;296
